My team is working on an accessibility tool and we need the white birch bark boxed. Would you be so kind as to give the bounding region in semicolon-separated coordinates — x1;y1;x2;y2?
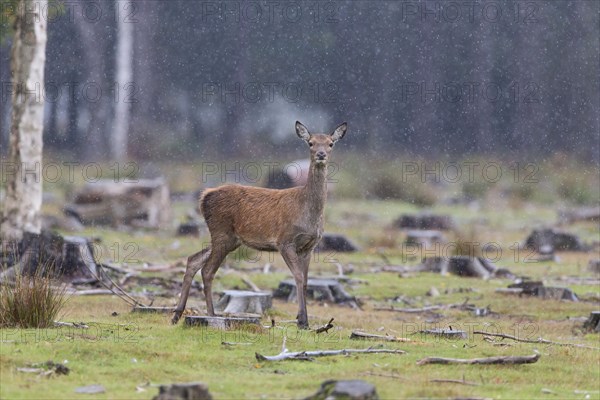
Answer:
1;0;47;241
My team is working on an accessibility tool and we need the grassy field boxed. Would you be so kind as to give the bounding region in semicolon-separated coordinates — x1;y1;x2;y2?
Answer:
1;192;599;399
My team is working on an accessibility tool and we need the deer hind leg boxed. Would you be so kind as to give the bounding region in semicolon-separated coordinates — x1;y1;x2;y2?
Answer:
281;245;311;329
172;247;211;324
202;235;240;316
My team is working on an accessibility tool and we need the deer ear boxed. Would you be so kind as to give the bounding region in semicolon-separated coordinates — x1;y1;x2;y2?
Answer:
330;122;347;142
295;121;311;142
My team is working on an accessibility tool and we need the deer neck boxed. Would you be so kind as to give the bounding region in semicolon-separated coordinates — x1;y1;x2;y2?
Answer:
303;162;328;225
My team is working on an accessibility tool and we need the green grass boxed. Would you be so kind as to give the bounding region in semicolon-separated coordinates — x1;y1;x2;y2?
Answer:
2;195;600;399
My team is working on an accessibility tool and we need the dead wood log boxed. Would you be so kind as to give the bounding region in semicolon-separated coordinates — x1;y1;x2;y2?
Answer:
350;331;411;342
241;276;260;292
417;354;540;365
255;347;406;362
473;331;599;350
418;329;468;340
64;178;170;229
315;318;335;334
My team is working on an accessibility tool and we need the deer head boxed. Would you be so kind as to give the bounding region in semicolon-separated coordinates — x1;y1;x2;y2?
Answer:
296;121;347;166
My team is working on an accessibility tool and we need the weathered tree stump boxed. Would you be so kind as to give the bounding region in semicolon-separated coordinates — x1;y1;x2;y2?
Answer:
315;233;358;253
64;178;171;229
405;230;444;248
524;228;589;253
184;315;261;329
421;256;497;279
273;278;357;307
534;286;578;301
214;290;272;314
153;382;212;400
583;312;600;333
305;380;378;400
393;214;455;230
0;230;99;281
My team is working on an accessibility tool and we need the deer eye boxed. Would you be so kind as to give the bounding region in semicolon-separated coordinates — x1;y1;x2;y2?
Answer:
329;143;334;147
308;142;313;147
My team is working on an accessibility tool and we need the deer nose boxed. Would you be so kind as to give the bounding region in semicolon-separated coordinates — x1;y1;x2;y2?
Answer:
316;151;327;160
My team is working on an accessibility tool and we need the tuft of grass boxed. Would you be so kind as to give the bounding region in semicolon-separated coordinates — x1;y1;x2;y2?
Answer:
0;265;68;329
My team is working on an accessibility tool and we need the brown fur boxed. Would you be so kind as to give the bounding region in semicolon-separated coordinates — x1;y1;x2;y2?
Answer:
172;121;347;328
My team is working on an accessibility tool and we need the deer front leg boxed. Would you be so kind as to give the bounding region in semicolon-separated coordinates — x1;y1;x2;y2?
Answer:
172;248;211;324
281;246;310;329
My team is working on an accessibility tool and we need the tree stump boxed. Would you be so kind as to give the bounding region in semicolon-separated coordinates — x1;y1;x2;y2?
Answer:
524;228;588;253
393;214;455;230
305;380;378;400
0;231;99;281
273;278;357;307
184;315;261;329
64;178;171;229
583;312;600;333
153;382;212;400
315;234;358;253
214;290;272;314
533;286;578;302
405;230;444;248
421;256;496;279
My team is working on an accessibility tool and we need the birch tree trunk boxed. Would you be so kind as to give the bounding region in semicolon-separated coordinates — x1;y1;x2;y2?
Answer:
1;0;47;241
111;0;133;161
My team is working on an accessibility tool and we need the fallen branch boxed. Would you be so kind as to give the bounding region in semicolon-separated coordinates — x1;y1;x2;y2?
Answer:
473;331;600;350
417;354;540;365
315;318;335;334
430;378;479;386
256;346;406;362
350;330;411;343
54;321;89;329
374;301;472;314
241;276;261;292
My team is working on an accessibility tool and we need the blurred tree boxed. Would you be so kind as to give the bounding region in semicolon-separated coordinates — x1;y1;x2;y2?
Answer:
1;0;48;241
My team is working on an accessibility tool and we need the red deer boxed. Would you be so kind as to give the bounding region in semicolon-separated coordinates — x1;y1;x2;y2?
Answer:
172;121;348;328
